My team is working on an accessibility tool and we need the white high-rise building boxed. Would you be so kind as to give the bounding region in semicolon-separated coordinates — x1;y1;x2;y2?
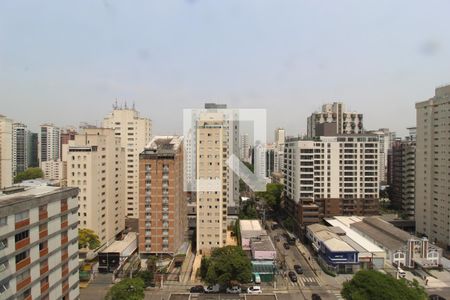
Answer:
40;124;60;163
284;135;379;217
273;128;285;173
0;115;13;188
253;143;267;181
66;128;126;245
307;102;364;137
102;105;152;219
240;134;251;163
416;85;450;248
12;123;29;176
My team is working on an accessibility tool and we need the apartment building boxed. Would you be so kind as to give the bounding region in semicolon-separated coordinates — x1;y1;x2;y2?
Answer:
102;106;152;219
41;161;66;186
265;143;275;178
239;134;251;163
273;128;285;173
196;112;229;255
284;135;380;229
0;115;13;188
138;136;187;255
66;128;125;246
367;128;395;184
307;102;363;137
60;128;76;159
416;85;450;249
253;143;267;181
0;185;80;300
390;128;416;220
12;123;29;177
185;103;240;212
40;124;60;163
27;133;39;168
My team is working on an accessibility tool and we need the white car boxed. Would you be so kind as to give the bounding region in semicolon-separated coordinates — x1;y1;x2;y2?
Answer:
226;286;241;294
247;286;262;294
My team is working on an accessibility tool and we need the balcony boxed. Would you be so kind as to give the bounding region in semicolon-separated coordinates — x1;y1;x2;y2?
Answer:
62;267;69;278
61;221;68;229
16;276;31;291
15;238;30;251
39;229;48;239
61;252;68;261
61;203;68;212
16;257;31;271
40;247;49;258
39;211;48;220
61;236;69;245
15;219;29;230
40;264;49;276
41;282;49;293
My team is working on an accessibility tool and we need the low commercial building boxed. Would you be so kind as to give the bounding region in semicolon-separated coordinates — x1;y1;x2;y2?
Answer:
0;185;80;300
239;220;276;282
98;232;138;273
307;224;359;274
339;216;442;269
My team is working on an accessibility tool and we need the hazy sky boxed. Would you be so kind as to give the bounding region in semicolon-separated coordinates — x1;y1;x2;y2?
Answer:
1;1;450;141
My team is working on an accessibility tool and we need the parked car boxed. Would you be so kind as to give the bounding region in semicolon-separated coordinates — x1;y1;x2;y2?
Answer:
312;293;322;300
247;286;262;294
288;271;297;282
271;223;279;230
283;243;290;250
294;264;303;274
190;285;205;293
205;284;220;293
226;286;242;294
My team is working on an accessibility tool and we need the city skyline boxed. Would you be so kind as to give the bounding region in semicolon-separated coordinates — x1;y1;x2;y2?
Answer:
2;1;450;138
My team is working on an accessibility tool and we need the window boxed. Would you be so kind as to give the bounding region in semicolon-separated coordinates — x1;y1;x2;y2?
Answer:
15;211;29;222
0;217;7;226
15;250;29;264
39;241;48;251
39;223;47;232
15;230;29;243
16;269;30;282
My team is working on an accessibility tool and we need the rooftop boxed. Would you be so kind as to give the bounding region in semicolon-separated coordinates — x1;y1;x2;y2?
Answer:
101;232;138;254
251;235;276;252
0;185;61;208
323;237;356;252
240;220;263;232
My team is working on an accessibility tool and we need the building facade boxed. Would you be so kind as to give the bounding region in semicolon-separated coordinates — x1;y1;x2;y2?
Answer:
273;128;285;174
0;115;13;188
390;129;416;220
196;112;229;255
367;128;395;184
102;106;152;219
239;134;251;163
66;128;125;245
40;124;60;163
284;135;380;229
253;143;267;182
27;132;39;168
12;123;28;177
0;185;80;300
416;85;450;249
138;136;187;255
41;161;67;186
307;102;363;137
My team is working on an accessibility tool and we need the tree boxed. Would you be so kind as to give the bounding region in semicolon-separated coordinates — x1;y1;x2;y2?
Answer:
256;183;283;210
239;200;258;219
341;270;427;300
200;246;252;286
136;271;154;287
78;228;100;250
283;216;296;232
105;278;145;300
14;167;44;183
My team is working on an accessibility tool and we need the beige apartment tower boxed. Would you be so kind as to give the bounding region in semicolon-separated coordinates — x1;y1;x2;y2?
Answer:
66;128;125;245
196;112;228;255
0;115;13;188
102;105;152;219
138;136;186;254
416;85;450;248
